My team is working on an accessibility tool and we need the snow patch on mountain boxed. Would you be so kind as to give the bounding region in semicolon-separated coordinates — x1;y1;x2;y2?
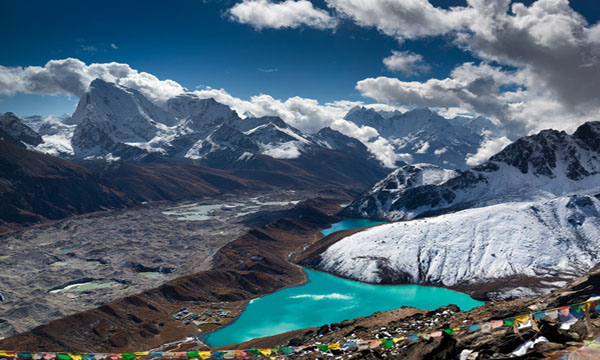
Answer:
317;193;600;295
344;106;504;169
345;122;600;221
262;141;302;159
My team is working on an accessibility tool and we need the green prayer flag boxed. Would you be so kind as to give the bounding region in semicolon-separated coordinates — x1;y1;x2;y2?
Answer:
121;354;135;360
318;345;330;353
382;339;394;348
187;351;199;359
57;355;71;360
443;328;454;336
248;348;260;355
504;318;514;326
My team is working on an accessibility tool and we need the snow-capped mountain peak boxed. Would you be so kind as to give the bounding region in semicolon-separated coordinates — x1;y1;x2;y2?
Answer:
345;121;600;221
344;106;499;169
167;94;239;132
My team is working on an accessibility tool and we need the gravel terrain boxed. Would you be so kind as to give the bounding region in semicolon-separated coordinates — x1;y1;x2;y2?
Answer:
0;190;312;339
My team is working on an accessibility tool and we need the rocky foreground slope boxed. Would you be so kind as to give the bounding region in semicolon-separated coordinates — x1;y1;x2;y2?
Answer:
233;263;600;359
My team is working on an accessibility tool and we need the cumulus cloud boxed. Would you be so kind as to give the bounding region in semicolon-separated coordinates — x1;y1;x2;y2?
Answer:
0;58;184;104
226;0;600;138
325;0;469;39
228;0;337;30
383;50;430;75
465;136;512;166
351;0;600;137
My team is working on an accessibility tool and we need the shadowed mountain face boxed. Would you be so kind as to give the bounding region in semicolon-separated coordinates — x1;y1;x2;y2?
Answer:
0;112;43;148
0;140;133;233
0;137;383;232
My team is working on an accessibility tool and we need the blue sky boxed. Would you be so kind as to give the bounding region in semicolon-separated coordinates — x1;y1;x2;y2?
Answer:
0;0;493;115
0;0;599;142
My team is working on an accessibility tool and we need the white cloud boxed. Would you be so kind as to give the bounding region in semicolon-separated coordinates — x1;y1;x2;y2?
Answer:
224;0;600;139
110;43;118;50
325;0;470;39
465;136;511;166
352;0;600;137
80;45;98;53
228;0;337;30
383;50;430;75
258;68;278;72
0;58;185;105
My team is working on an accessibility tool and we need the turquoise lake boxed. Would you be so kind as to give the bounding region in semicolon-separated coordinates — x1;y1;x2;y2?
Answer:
205;269;484;347
320;218;386;236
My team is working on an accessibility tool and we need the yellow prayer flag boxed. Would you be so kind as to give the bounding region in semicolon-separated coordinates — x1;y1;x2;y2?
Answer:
393;337;404;343
68;354;82;360
328;344;341;350
515;314;530;324
259;349;271;356
134;353;148;358
199;351;211;360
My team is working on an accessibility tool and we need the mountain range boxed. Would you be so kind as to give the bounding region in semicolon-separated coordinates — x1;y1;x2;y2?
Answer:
344;106;503;169
24;79;379;170
12;78;505;171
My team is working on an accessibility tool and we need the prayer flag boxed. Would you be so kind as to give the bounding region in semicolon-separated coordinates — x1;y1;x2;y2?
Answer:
534;311;546;320
491;320;503;329
503;318;514;326
443;328;454;336
546;309;558;320
481;322;492;333
468;324;481;332
430;331;443;337
328;344;340;351
558;306;570;317
317;345;329;353
369;340;381;349
343;342;357;350
408;334;419;342
515;314;530;325
258;349;271;356
381;339;394;348
357;341;370;351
